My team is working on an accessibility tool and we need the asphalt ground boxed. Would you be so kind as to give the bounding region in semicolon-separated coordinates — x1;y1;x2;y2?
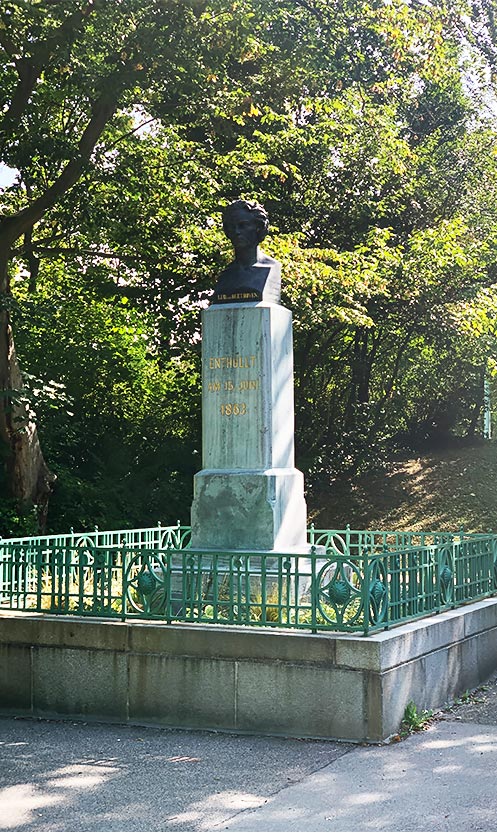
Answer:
2;676;497;832
0;717;351;832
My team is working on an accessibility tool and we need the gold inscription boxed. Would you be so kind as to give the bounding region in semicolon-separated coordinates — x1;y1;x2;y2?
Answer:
220;403;247;416
238;379;259;391
208;355;256;370
208;381;221;392
216;292;259;301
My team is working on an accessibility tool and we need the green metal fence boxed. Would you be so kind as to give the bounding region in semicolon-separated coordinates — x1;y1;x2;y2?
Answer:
0;521;190;551
1;524;496;634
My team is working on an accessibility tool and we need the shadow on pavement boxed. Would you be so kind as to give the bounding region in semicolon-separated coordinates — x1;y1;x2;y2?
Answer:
0;716;352;832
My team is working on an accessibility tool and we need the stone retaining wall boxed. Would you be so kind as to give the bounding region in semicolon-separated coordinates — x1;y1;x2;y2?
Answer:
1;599;497;741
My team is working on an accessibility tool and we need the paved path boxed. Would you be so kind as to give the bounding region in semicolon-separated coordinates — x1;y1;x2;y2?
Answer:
1;679;497;832
0;718;350;832
217;721;497;832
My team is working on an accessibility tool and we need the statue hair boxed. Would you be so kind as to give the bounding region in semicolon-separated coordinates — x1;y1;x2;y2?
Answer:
222;199;269;243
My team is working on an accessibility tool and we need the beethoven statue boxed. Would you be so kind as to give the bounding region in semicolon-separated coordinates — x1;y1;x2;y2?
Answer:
211;199;281;305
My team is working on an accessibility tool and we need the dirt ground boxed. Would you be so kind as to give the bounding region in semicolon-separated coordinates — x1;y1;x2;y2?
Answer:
438;673;497;726
311;441;497;533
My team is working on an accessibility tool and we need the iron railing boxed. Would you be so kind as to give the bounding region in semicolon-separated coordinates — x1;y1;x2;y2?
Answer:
0;521;190;551
1;524;496;634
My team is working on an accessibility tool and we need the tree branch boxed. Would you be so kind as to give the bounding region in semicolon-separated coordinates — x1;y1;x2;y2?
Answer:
1;92;119;245
0;29;19;61
102;117;158;155
0;2;94;150
25;245;139;265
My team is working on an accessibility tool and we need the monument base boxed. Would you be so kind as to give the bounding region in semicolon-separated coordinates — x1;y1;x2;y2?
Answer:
6;598;497;740
190;468;307;551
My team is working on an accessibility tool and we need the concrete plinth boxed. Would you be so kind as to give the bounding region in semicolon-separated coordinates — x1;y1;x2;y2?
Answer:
191;469;306;551
191;302;307;551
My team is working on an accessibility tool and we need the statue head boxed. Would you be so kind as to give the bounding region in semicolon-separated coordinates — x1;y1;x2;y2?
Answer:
212;197;281;303
222;199;269;248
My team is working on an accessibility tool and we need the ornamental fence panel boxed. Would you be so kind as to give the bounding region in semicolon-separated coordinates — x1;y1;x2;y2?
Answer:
1;527;496;634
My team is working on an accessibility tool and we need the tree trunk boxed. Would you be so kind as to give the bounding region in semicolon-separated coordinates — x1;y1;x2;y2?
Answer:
0;91;117;530
0;240;55;531
343;327;372;431
466;365;485;439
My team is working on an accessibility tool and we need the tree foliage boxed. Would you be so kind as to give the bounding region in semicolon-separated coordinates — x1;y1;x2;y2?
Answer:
2;0;497;532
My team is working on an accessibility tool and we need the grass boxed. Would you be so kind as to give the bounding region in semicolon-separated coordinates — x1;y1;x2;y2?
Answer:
187;578;364;629
446;686;488;711
25;571;123;615
399;700;434;737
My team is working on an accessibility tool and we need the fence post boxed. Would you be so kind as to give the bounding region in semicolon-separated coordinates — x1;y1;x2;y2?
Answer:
389;549;400;624
362;550;370;636
492;533;497;592
36;546;43;611
121;548;127;622
454;533;461;605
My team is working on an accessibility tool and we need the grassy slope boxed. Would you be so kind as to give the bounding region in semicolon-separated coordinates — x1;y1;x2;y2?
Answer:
310;441;497;533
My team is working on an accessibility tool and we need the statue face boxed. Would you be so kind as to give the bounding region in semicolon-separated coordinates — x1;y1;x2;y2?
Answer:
224;206;261;249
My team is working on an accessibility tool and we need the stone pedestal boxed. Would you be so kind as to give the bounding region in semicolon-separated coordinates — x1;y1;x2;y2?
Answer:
190;302;307;551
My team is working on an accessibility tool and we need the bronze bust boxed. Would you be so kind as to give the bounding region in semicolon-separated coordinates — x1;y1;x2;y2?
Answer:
211;199;281;305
